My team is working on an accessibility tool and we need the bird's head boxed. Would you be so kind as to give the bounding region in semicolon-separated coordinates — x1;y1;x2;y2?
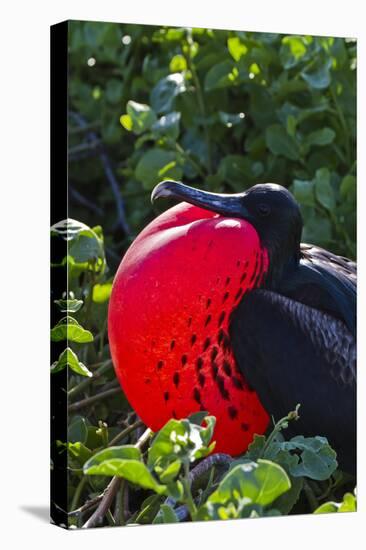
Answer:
151;180;303;286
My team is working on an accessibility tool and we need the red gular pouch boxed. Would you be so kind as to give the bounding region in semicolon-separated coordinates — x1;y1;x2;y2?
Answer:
108;202;270;455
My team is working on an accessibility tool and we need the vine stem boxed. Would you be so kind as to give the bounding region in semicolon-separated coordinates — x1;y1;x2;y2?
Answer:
330;85;351;165
82;428;153;528
261;404;301;458
68;387;120;413
70;476;89;514
67;347;112;400
182;461;197;520
108;419;144;447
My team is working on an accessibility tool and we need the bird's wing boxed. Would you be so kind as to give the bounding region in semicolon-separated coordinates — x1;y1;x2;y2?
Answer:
300;243;356;280
229;289;356;474
278;244;356;334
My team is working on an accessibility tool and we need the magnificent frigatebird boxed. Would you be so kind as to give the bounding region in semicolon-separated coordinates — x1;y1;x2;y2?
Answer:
108;181;356;476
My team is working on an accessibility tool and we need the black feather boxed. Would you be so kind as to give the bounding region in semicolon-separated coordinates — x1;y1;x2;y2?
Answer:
230;288;356;475
279;244;356;334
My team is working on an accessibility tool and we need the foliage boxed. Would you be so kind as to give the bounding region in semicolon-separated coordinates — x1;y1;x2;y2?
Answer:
314;491;357;513
51;220;354;527
68;22;356;261
53;22;357;528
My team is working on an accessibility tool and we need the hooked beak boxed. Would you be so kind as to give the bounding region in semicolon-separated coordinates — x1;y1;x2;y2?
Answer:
151;180;248;219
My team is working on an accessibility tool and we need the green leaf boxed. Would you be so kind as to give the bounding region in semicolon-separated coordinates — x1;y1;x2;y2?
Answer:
135;495;163;525
92;283;113;303
135;149;182;189
84;445;142;467
54;298;83;313
152;112;181;140
148;416;216;469
68;229;105;265
340;175;356;201
272;476;304;515
207;460;291;508
169;54;187;72
293;180;316;207
166;479;184;501
187;411;209;425
305;128;335;147
218;155;262;187
51;220;105;270
303;214;332;244
51;347;93;377
314;501;338;514
284;435;338;481
120;100;157;134
120;114;133;131
301;57;332;89
338;492;357;512
245;434;266;461
314;492;356;514
227;37;248;61
84;454;166;493
67;441;93;466
314;168;336;211
150;73;186;114
280;36;308;69
158;459;182;483
51;316;94;343
68;416;88;444
204;61;238;91
153;504;179;524
218;111;245;127
265;124;300;160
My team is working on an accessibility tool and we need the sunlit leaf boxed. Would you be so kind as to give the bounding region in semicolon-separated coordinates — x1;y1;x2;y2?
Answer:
92;283;113;303
51;316;94;343
51;347;92;377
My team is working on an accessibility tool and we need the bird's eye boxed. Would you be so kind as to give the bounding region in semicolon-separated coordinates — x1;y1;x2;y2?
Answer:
257;203;271;217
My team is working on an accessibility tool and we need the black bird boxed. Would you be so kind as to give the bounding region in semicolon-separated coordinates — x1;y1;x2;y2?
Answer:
152;180;356;476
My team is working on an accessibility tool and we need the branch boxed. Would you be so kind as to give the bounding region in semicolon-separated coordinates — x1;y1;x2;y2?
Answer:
69;185;105;217
68;493;103;518
82;428;153;528
68;387;120;413
108;419;144;447
68;360;113;399
69;111;131;236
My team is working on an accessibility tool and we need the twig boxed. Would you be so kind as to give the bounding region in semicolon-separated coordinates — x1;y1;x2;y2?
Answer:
114;480;127;525
261;404;300;458
68;387;120;413
108;419;144;447
69;185;104;217
68;493;103;517
70;476;89;514
82;477;122;529
69;111;131;236
82;428;153;528
69;121;101;135
68;360;113;399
